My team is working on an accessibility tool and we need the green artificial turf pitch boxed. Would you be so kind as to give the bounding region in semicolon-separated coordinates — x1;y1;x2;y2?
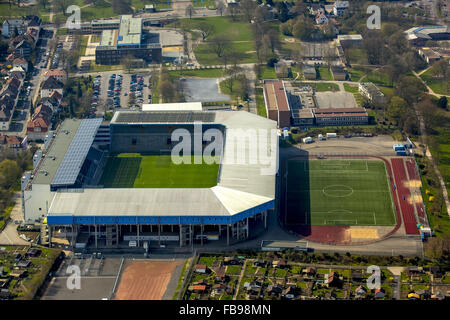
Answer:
286;159;396;226
99;153;219;188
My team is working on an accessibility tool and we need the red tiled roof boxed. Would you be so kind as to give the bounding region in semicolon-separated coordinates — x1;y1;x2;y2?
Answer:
27;117;49;129
44;69;67;78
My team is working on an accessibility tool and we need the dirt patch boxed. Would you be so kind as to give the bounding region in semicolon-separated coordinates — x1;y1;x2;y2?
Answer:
114;261;181;300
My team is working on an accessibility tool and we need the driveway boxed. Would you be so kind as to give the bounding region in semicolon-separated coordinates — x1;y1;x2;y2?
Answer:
0;193;29;246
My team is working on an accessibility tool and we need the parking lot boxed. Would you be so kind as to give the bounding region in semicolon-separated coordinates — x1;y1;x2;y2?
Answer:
87;71;154;116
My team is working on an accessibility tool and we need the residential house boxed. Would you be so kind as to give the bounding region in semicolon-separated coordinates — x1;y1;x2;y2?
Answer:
272;259;288;268
333;1;349;16
0;134;27;153
374;288;385;299
26;117;50;141
190;285;207;293
211;283;231;296
194;264;208;274
43;69;68;83
40;76;64;98
326;272;342;288
36;97;58;114
215;267;227;283
303;267;317;277
16;260;31;268
12;57;28;72
253;260;267;268
354;285;367;298
26;248;41;257
13;39;33;59
244;281;262;296
0;77;22;130
266;284;283;296
316;12;329;25
282;285;297;299
2;19;26;38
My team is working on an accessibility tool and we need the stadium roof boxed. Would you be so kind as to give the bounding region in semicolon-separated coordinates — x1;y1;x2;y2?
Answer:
52;118;102;187
48;186;273;218
142;102;202;111
32;119;82;185
112;111;216;123
47;111;278;220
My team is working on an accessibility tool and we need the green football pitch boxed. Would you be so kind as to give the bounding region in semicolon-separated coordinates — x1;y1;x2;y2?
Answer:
99;153;219;188
286;159;396;226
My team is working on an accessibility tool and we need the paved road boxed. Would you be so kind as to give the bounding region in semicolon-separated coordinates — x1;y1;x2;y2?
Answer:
0;194;29;246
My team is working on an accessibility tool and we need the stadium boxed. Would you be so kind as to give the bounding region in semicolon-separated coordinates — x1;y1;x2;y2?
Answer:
21;110;278;249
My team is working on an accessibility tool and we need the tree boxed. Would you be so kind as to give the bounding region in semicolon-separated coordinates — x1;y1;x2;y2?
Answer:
292;19;315;41
198;22;215;41
240;0;257;23
54;0;71;16
437;96;448;110
223;66;242;94
227;5;240;21
111;0;133;14
210;35;231;58
387;96;407;126
185;4;196;19
217;2;225;16
0;159;21;189
159;80;176;102
121;54;135;73
38;0;49;9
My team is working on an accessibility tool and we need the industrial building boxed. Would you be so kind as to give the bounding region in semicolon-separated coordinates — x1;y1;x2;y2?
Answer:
22;110;277;250
95;15;162;65
263;80;291;128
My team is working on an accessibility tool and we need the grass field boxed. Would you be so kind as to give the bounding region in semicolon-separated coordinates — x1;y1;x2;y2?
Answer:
100;153;219;188
286;159;396;226
420;68;450;95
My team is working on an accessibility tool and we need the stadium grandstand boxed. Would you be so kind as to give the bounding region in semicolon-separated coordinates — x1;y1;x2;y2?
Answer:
21;110;278;249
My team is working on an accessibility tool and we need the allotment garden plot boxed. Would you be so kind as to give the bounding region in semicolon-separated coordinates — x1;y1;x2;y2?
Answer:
286;159;396;226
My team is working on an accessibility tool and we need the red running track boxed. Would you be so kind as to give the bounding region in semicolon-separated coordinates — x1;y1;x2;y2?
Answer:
392;158;419;235
405;159;427;225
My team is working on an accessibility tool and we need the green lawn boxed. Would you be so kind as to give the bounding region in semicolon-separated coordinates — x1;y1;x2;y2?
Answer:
198;256;219;267
99;153;219;188
194;41;257;65
343;83;364;106
286;160;397;226
318;67;333;81
347;66;370;82
365;69;393;87
256;88;267;118
176;17;254;42
192;0;216;8
0;3;50;18
259;66;277;80
226;265;241;275
420;68;450;95
345;48;368;65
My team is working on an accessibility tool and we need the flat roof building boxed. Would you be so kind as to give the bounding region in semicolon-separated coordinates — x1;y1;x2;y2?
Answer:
358;82;385;106
313;108;368;126
95;15;162;65
263;80;291;128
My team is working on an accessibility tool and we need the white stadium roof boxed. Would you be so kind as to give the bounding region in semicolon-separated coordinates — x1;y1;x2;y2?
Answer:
48;110;278;219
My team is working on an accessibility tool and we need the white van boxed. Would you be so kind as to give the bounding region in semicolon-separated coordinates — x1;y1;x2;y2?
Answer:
128;240;137;247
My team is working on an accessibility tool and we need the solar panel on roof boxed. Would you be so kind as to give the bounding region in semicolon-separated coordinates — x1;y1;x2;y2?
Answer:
115;111;216;123
51;119;102;186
